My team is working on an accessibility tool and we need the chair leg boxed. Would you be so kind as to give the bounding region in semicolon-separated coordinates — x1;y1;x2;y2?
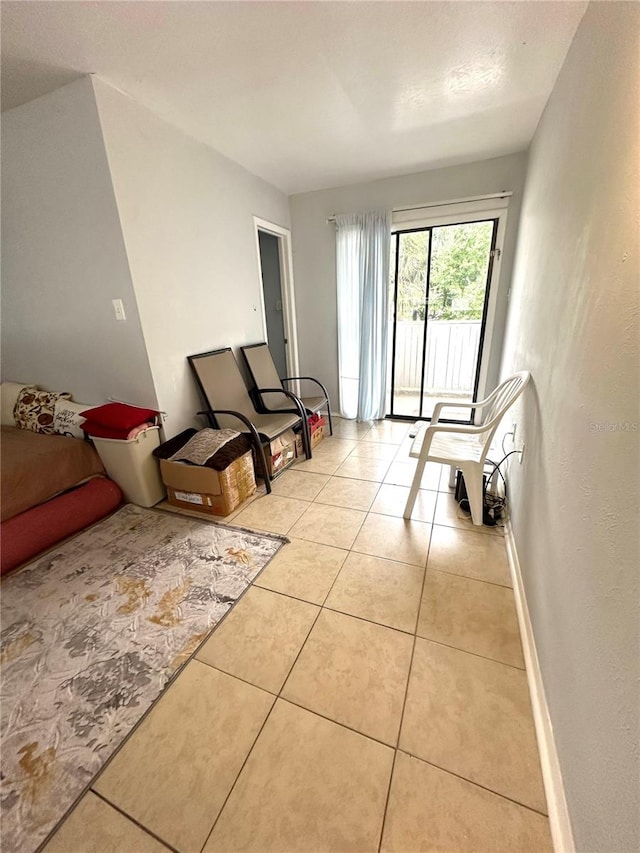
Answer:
326;406;334;436
301;417;313;460
403;459;426;519
448;465;457;489
252;435;272;494
464;467;484;526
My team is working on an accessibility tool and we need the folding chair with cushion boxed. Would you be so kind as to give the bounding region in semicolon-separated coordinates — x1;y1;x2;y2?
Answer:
240;342;333;437
403;371;530;525
187;347;311;493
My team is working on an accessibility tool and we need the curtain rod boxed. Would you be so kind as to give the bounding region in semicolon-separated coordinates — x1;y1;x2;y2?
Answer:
326;191;513;223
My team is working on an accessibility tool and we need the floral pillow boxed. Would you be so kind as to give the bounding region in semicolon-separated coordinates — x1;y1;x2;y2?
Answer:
13;386;71;434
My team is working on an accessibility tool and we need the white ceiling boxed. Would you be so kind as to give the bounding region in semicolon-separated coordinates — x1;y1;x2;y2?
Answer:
1;1;586;194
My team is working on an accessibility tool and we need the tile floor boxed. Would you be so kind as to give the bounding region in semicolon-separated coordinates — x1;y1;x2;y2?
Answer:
46;418;552;853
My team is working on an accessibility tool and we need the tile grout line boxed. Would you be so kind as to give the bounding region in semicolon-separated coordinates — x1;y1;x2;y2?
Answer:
196;691;280;853
270;474;419;753
224;435;503;837
376;515;435;852
274;430;530;841
192;455;368;841
59;517;298;849
277;694;399;752
88;430;518;849
90;789;180;853
195;656;280;697
184;662;547;831
45;430;437;847
320;602;420;637
277;534;348;693
255;559;433;638
242;432;522;839
225;436;532;842
412;633;527;671
199;547;352;852
44;531;289;850
394;749;551;818
420;522;525;671
426;566;514;590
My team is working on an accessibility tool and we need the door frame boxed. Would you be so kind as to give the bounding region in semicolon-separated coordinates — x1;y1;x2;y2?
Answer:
389;200;509;420
253;217;300;379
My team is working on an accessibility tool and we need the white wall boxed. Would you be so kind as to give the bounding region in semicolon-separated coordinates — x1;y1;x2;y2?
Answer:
500;3;639;850
289;153;528;410
92;78;291;436
1;77;157;407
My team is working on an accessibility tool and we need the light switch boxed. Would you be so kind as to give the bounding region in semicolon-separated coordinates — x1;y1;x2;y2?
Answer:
112;299;126;321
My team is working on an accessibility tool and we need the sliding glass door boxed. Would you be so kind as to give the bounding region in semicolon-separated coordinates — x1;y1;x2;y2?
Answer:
387;218;497;420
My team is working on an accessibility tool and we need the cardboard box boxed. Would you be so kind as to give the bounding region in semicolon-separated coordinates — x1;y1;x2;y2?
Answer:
159;450;256;516
256;429;297;478
310;415;326;448
292;418;325;458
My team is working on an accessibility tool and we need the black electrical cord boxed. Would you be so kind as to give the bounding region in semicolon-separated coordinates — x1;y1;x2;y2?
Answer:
474;449;521;525
457;450;522;525
489;449;521;476
485;449;522;498
484;457;507;495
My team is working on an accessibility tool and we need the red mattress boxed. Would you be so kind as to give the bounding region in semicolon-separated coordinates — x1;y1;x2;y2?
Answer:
1;478;122;576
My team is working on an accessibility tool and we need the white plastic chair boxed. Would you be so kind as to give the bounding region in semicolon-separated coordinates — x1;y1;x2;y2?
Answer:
403;371;530;525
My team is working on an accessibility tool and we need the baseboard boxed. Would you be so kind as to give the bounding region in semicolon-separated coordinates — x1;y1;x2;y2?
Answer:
505;521;575;853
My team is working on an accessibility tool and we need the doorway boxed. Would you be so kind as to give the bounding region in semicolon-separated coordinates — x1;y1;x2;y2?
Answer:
258;231;287;376
254;218;300;379
387;218;498;421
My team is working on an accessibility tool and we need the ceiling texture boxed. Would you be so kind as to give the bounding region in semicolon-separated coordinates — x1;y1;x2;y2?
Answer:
1;1;587;194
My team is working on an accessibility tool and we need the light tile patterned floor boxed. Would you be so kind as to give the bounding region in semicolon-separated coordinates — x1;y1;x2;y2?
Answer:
46;419;552;853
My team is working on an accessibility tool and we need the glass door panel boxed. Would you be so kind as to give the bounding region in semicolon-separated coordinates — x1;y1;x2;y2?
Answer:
388;230;430;417
388;219;497;421
421;220;495;418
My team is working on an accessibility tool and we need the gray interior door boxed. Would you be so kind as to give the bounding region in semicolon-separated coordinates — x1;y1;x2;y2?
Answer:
258;231;287;377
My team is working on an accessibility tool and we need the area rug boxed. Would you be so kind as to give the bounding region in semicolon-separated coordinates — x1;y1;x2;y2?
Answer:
0;504;286;853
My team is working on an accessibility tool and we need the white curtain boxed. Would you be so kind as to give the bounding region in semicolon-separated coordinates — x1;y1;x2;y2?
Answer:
336;210;391;421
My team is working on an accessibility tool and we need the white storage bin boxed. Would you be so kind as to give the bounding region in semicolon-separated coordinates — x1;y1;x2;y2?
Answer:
92;426;166;507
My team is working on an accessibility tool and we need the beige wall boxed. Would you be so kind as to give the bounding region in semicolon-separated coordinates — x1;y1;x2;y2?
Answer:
500;3;639;850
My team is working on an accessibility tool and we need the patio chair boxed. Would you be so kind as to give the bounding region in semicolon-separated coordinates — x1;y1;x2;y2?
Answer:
187;347;311;492
403;371;530;525
240;342;333;437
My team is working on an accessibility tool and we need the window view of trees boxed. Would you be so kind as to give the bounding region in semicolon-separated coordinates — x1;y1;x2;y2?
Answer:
391;221;494;321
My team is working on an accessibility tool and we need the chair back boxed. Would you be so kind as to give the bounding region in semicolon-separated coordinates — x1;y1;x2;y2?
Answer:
480;371;530;428
471;371;530;462
241;343;287;410
188;348;257;429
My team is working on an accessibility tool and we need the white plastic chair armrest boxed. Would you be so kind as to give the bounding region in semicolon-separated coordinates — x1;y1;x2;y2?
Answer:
431;389;504;424
427;422;492;436
431;400;477;423
413;421;491;461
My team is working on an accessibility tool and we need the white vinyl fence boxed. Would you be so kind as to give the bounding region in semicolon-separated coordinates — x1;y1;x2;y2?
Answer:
393;320;481;394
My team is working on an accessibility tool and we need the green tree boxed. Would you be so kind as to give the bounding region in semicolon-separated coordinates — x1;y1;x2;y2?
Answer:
390;222;493;322
429;222;493;320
